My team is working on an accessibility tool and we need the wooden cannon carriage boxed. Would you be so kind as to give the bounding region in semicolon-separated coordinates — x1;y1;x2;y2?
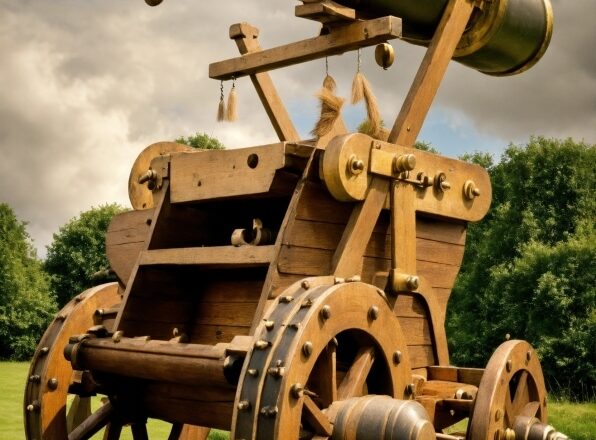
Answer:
25;0;567;439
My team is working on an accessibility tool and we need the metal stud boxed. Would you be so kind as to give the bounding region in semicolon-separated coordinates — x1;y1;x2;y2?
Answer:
112;330;124;343
334;277;345;284
495;409;502;421
368;306;379;320
263;320;275;331
279;296;294;303
301;280;311;290
29;375;41;383
267;366;285;378
237;400;251;411
320;305;331;321
40;347;49;355
405;383;415;396
506;359;512;372
302;341;313;357
47;378;59;391
290;383;304;399
247;369;258;377
260;406;278;417
26;401;40;412
254;340;270;350
526;350;532;363
393;350;402;365
346;275;361;283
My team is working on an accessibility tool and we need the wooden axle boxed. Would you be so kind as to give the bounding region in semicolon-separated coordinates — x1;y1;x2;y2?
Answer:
66;337;241;389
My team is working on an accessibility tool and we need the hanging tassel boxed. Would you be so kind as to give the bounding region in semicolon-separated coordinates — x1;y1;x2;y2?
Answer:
311;87;344;138
217;81;226;122
226;78;238;122
351;49;381;138
311;57;344;137
322;57;337;92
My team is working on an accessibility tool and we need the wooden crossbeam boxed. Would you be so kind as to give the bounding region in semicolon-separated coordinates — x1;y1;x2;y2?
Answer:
139;246;275;267
209;16;402;81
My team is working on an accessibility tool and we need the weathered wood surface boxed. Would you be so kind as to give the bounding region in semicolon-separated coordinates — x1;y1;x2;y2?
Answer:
209;16;402;80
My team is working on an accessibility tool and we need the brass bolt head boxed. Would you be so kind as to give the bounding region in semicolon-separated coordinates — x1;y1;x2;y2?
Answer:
263;320;275;331
320;305;331;321
526;350;532;363
237;400;251;411
393;350;402;365
504;428;516;440
29;375;41;383
495;409;502;421
394;154;416;173
368;305;379;320
112;331;123;343
247;368;258;376
301;280;311;290
279;295;293;303
405;383;415;396
254;340;270;350
348;155;365;175
406;276;419;291
290;383;304;399
506;359;513;372
47;378;59;391
40;347;49;355
302;341;313;357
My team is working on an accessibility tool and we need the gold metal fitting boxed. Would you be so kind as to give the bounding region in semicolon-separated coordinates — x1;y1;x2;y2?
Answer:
393;154;416;173
254;340;270;350
320;305;332;320
393;350;403;365
464;179;481;199
375;42;395;70
435;172;451;192
237;400;251;411
390;270;419;292
348;155;365;175
368;305;379;320
290;383;304;399
302;341;313;357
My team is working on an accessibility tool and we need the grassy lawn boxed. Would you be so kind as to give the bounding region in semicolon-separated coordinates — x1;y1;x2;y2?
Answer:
4;361;594;439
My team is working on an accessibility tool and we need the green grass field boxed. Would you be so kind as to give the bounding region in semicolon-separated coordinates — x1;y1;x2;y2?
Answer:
4;362;594;439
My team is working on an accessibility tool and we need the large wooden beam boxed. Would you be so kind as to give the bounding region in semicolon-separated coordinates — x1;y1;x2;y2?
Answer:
209;16;402;80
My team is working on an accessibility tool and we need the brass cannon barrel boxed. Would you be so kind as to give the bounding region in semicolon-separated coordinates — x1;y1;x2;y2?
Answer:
337;0;553;75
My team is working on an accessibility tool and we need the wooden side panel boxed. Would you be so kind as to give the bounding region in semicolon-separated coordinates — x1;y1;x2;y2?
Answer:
106;209;154;284
274;180;467;369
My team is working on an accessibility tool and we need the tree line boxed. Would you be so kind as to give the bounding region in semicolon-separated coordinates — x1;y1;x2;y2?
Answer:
0;135;593;400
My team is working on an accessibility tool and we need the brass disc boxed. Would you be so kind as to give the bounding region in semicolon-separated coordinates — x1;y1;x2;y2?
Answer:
24;283;121;440
467;340;548;440
128;142;191;210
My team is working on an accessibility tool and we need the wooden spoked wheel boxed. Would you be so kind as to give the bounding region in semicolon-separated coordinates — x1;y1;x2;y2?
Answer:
232;279;412;440
24;283;121;440
467;340;548;440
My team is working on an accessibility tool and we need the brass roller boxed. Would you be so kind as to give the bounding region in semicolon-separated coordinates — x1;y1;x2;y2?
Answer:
337;0;553;76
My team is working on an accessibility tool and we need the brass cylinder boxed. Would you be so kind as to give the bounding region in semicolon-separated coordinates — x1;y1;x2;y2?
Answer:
333;395;435;440
337;0;553;75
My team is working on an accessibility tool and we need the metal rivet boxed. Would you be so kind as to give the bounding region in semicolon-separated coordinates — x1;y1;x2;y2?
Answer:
29;375;41;383
279;296;293;303
406;276;419;291
405;383;415;396
334;277;345;284
47;378;59;390
320;305;331;321
506;359;512;372
301;280;311;290
267;366;285;378
263;320;274;331
302;341;313;357
247;368;258;377
112;331;123;343
495;409;502;421
346;275;361;283
290;383;304;399
393;350;402;365
237;400;251;411
368;306;379;320
260;406;278;417
526;350;532;362
505;333;511;341
56;313;67;321
26;401;40;412
254;340;270;350
40;347;49;355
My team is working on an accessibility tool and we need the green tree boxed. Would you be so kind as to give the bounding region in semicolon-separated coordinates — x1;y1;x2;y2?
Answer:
44;204;127;307
447;137;595;399
175;132;224;150
0;204;55;360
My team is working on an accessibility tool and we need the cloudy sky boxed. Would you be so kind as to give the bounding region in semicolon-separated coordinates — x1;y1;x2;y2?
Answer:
1;0;594;257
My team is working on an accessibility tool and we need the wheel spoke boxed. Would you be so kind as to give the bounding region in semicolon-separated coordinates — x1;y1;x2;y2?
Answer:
310;341;338;407
504;386;515;427
102;420;123;440
67;396;92;432
67;402;113;440
520;401;541;418
337;346;375;400
512;370;530;414
303;395;333;436
131;422;149;440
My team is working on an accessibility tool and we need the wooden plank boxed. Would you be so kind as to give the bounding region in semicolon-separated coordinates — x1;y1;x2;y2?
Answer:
124;297;194;324
229;23;300;142
295;0;356;23
407;345;436;370
190;323;251;345
199;279;264;303
106;209;153;246
209;16;402;80
139;246;275;267
106;242;144;286
194;302;258;327
394;294;427;318
170;144;287;203
397;316;432;345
